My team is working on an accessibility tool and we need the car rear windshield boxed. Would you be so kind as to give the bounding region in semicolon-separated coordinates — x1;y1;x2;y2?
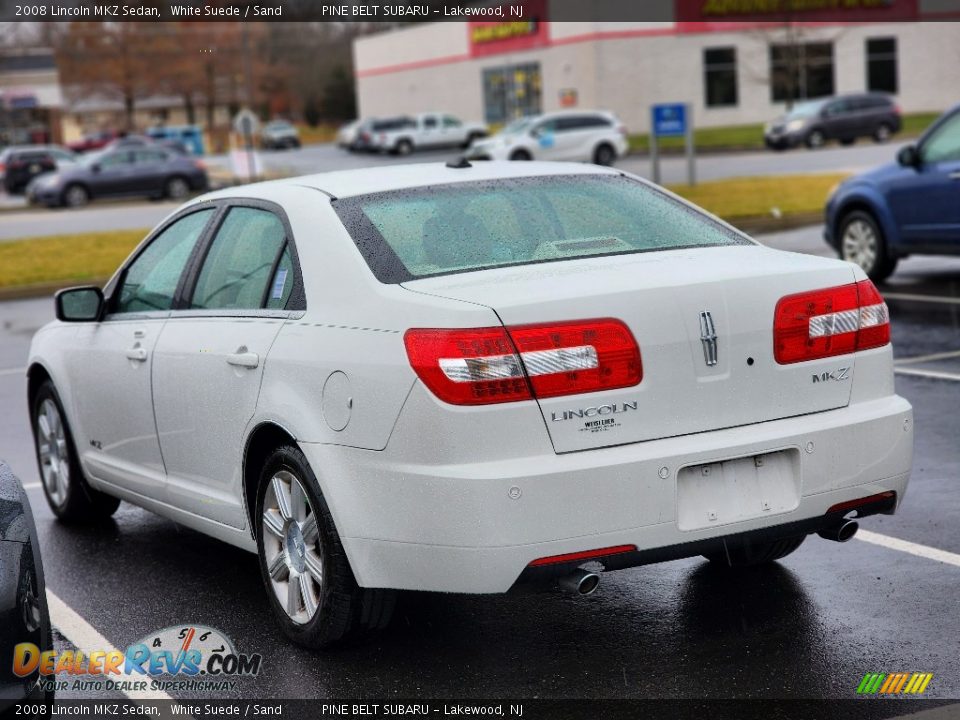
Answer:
333;174;749;283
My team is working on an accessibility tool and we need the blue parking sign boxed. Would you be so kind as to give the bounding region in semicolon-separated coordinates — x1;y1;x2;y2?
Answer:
652;103;687;138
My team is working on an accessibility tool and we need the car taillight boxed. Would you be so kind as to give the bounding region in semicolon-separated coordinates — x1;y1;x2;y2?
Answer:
404;319;642;406
193;159;206;170
617;124;627;137
774;279;890;364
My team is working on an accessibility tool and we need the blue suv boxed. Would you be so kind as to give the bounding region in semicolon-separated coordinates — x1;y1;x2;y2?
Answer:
825;104;960;281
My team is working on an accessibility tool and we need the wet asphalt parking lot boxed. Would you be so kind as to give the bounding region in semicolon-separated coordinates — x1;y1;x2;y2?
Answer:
0;225;958;714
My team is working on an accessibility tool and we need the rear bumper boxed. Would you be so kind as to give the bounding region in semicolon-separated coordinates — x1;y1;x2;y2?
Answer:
301;393;912;594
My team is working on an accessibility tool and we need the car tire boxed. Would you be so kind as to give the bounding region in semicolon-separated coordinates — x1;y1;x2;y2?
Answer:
164;176;190;200
62;184;89;208
804;129;825;149
394;139;414;156
593;143;616;166
873;123;893;143
509;149;533;161
462;132;484;149
31;380;120;523
255;444;396;649
703;535;805;567
839;209;898;282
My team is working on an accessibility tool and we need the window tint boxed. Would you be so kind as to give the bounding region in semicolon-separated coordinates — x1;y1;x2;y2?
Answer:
866;37;898;94
134;150;167;164
704;47;738;108
443;116;462;127
921;113;960;164
99;152;131;168
116;209;213;314
770;42;834;102
423;116;438;129
191;207;287;310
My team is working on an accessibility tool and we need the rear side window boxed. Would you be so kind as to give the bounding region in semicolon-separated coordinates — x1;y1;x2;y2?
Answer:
190;207;288;310
334;175;748;283
116;209;214;314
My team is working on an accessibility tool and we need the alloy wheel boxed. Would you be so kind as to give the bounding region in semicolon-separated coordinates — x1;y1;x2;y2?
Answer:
166;178;189;199
841;219;878;273
65;185;88;207
261;470;324;625
36;398;69;507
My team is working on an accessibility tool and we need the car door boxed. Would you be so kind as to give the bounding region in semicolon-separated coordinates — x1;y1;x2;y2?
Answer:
531;118;566;160
885;111;960;249
419;114;441;147
130;149;169;194
90;151;136;196
820;99;853;140
151;203;301;529
65;208;216;499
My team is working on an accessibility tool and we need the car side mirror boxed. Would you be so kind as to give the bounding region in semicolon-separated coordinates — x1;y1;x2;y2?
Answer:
55;286;104;322
897;145;920;167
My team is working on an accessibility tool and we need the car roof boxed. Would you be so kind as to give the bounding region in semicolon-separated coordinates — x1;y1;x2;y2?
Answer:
199;161;621;201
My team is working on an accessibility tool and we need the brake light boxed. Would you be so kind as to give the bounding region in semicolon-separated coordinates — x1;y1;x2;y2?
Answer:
774;279;889;364
617;124;627;137
193;159;206;170
404;319;642;406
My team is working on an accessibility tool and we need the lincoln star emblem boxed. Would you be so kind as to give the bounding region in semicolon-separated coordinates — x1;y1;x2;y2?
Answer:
699;311;718;367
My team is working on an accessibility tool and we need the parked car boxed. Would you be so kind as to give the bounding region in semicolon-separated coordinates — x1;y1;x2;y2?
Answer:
1;145;78;194
261;121;301;150
28;161;911;649
67;130;119;154
0;462;53;710
466;111;629;165
375;112;487;155
353;117;410;153
825;102;960;281
27;147;208;208
764;94;901;150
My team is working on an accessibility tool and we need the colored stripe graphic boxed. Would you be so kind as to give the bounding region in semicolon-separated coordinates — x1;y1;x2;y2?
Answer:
857;672;933;694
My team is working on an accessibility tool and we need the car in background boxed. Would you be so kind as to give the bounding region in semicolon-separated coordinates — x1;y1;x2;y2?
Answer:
765;94;901;150
336;120;363;150
27;146;208;208
0;462;53;710
67;130;119;154
825;103;960;281
375;112;487;155
466;110;628;165
0;145;78;194
353;117;409;153
261;121;301;150
29;162;910;649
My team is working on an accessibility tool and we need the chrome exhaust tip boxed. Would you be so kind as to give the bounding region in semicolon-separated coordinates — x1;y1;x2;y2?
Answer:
559;568;601;596
818;519;859;543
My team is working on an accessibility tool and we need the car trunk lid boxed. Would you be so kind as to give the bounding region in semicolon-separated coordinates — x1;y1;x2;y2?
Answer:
401;245;859;453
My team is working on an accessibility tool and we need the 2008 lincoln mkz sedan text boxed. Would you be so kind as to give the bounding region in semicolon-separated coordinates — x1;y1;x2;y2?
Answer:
27;162;913;648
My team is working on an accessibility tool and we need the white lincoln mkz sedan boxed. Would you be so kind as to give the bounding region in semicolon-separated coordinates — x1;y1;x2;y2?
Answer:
28;162;913;648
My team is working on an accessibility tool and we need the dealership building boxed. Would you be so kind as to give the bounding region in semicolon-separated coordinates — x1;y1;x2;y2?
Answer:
353;3;960;132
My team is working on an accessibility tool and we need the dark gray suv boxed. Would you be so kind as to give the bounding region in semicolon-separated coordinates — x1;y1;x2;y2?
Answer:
765;93;902;150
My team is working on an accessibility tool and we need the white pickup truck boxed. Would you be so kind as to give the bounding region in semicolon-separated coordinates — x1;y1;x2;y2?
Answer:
374;113;488;155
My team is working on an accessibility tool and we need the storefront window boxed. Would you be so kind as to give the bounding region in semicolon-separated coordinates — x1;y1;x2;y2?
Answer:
866;38;898;94
703;47;738;108
482;63;541;125
769;42;834;104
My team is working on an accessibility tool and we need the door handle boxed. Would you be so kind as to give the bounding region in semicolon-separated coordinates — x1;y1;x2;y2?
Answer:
226;351;259;369
125;346;147;362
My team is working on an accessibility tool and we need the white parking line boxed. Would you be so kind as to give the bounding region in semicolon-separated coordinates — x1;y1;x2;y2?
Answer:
856;529;960;569
0;366;25;377
894;367;960;382
45;590;174;701
894;349;960;366
883;292;960;306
